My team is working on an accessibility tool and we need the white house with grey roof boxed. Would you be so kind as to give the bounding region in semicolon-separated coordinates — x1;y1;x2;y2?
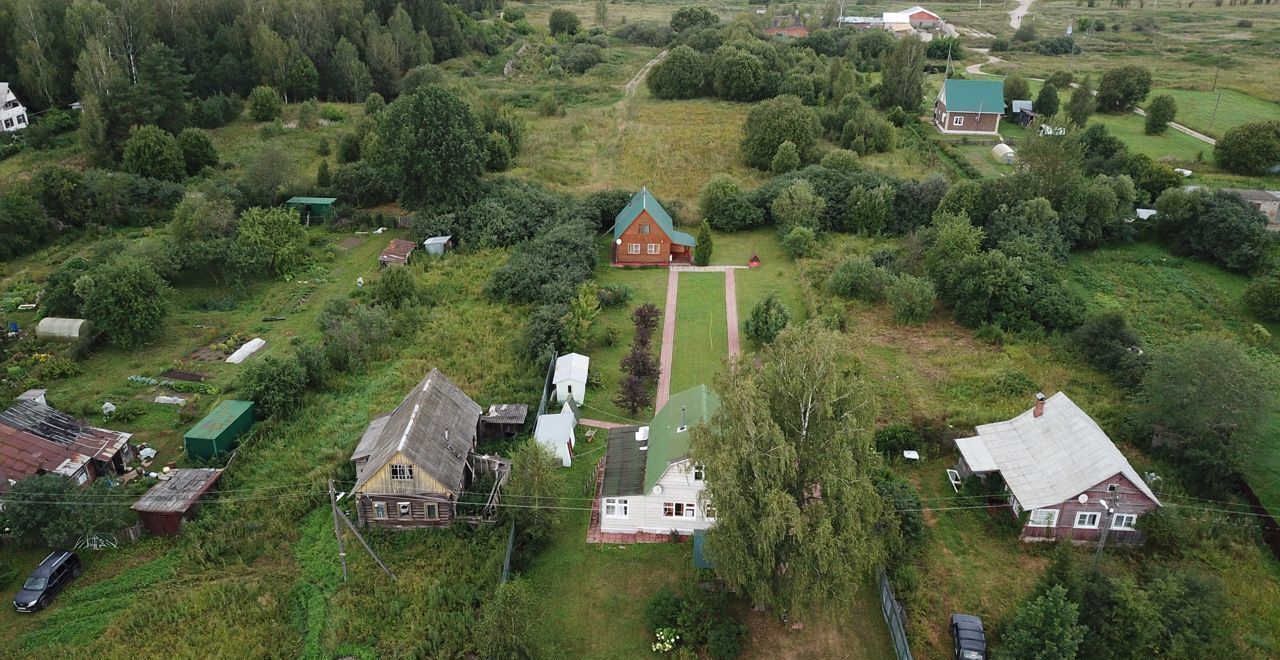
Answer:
954;392;1161;544
0;83;28;133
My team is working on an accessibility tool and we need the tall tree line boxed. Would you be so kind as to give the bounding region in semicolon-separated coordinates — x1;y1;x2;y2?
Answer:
0;0;498;112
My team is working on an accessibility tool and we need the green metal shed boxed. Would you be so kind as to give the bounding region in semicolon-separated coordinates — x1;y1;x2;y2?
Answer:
184;400;256;460
285;197;338;224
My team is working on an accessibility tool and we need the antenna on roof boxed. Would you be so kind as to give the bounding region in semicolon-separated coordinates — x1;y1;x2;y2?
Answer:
677;406;688;433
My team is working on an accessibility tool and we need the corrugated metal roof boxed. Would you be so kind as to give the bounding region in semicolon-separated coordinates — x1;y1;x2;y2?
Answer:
482;404;528;425
959;392;1159;511
0;423;86;492
185;400;254;441
602;426;646;497
379;239;416;263
0;400;129;463
941;79;1005;114
613;188;697;247
351;369;481;494
644;385;720;492
285;197;337;205
132;468;223;513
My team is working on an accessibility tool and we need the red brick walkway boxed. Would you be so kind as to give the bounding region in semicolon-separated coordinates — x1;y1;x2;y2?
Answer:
655;268;679;410
579;418;625;430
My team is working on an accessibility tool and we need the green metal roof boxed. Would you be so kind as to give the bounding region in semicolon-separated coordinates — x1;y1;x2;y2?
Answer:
185;400;254;441
613;188;697;247
644;385;720;492
285;197;337;206
942;79;1005;114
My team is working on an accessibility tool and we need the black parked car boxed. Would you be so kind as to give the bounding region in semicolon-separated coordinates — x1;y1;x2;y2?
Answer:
13;551;81;613
951;613;988;660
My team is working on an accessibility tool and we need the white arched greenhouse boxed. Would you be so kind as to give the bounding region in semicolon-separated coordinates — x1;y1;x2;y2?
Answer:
36;317;93;342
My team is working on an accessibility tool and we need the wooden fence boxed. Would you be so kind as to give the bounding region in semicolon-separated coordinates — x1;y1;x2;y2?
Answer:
878;567;914;660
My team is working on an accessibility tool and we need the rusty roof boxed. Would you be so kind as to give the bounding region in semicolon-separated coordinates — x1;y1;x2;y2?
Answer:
0;423;87;493
0;399;130;463
379;239;417;264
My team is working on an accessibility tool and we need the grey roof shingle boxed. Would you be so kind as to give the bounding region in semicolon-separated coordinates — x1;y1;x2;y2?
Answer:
602;426;645;497
351;369;481;494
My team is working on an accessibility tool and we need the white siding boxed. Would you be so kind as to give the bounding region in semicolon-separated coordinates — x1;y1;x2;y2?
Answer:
600;459;714;534
555;378;586;405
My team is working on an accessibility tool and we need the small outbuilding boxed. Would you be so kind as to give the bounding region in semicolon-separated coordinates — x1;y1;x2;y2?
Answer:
423;236;453;256
184;400;256;460
36;317;92;343
554;353;589;405
379;239;417;268
285;197;337;225
534;401;578;467
991;143;1016;165
479;403;528;441
132;468;223;536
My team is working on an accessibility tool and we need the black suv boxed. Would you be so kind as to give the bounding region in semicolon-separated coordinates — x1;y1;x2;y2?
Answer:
13;551;81;613
951;613;988;660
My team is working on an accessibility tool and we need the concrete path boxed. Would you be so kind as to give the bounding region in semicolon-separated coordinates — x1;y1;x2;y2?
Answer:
724;269;741;359
655;269;679;410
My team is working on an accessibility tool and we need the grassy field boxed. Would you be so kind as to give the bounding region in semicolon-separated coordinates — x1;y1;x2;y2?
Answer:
1090;112;1210;164
1149;87;1280;138
671;272;729;394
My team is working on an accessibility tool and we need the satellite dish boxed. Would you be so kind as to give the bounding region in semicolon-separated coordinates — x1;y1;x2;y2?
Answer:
1077;494;1088;505
652;485;663;495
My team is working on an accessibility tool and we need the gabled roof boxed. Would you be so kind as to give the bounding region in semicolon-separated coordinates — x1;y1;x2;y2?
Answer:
941;79;1005;114
900;5;942;19
534;403;577;443
613;188;697;247
132;468;223;514
351;369;481;493
882;12;912;23
0;423;86;493
554;353;589;384
644;385;720;491
0;399;130;463
379;239;416;264
601;425;645;497
285;197;337;205
955;392;1159;511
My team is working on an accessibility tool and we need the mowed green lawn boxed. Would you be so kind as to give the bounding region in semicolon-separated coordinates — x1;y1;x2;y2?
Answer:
711;229;806;342
1150;87;1280;138
1090;112;1211;164
671;272;728;394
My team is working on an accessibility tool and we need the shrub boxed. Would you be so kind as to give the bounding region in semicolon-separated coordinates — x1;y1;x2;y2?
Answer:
647;46;709;99
820;148;859;172
536;92;565;117
337;132;361;163
550;9;581;36
645;587;682;631
298;100;320;129
613;21;674;47
248;85;283;122
176;128;218;176
693;221;713;266
885;274;935;324
828;257;890;302
874;424;922;455
770;179;825;236
563;43;604;74
597;284;634;308
76;257;169;348
1213;120;1280;176
781;226;817;259
236;353;308;418
991;37;1011;52
1243;276;1280;322
1144;94;1177;135
700;174;763;231
370;267;421;309
363;92;386;118
1237;19;1253;27
744;294;790;344
192;93;244;128
671;5;719;32
771;140;800;174
707;622;746;660
741;95;818;170
121;126;185;182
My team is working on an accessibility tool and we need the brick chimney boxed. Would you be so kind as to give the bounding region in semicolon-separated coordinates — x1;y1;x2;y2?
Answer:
1033;392;1047;418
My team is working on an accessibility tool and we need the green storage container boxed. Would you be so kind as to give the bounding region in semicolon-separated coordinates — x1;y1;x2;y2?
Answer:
184;400;256;460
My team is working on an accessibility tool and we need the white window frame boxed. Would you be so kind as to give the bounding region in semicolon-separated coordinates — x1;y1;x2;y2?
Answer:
663;502;696;518
2;118;11;129
952;115;964;126
1027;509;1059;528
16;114;25;125
692;464;705;481
1074;512;1101;529
604;497;629;519
627;243;641;255
389;464;414;481
373;501;388;519
398;501;412;518
647;243;661;255
1106;483;1118;493
1112;513;1138;530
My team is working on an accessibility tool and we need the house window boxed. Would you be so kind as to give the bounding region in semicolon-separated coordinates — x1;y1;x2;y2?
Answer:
398;502;412;518
1107;483;1118;493
704;502;716;520
647;243;661;255
952;116;964;126
3;119;11;129
373;501;388;519
639;224;651;235
604;498;629;518
425;503;439;519
1027;509;1059;528
627;243;641;255
663;502;696;518
390;464;414;480
16;114;25;125
693;464;705;481
1074;512;1101;529
1112;513;1138;530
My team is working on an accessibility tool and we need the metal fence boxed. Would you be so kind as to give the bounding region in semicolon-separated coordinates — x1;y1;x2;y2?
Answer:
878;567;914;660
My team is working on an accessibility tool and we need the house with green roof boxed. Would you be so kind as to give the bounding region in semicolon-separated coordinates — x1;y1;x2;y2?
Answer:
612;188;697;266
596;385;720;538
933;78;1005;136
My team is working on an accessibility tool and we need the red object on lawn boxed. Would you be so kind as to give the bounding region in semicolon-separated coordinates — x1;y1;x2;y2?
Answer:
748;253;761;268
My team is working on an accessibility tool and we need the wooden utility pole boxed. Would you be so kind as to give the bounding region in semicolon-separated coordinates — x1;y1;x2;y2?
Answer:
329;480;348;582
337;505;397;580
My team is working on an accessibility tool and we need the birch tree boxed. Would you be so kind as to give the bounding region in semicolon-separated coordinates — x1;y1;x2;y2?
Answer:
691;324;889;617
